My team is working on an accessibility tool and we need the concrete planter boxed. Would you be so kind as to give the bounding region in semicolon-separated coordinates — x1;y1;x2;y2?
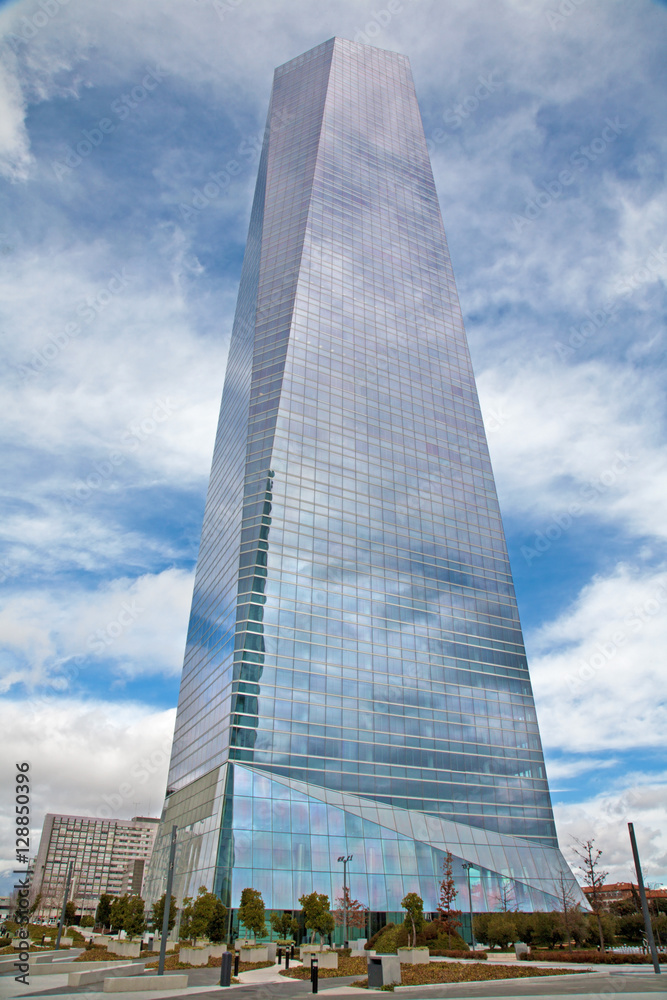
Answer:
153;937;176;951
207;944;227;958
107;941;142;958
300;944;330;955
311;951;338;969
397;947;429;964
266;942;277;961
179;946;210;966
239;945;268;962
235;938;254;950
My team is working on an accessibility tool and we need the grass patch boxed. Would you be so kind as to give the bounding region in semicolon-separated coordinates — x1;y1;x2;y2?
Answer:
351;960;592;988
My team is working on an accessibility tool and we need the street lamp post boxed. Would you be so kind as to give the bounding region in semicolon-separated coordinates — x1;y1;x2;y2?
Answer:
337;855;353;947
462;863;476;950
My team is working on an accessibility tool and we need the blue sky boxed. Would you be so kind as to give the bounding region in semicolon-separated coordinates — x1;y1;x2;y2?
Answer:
0;0;666;895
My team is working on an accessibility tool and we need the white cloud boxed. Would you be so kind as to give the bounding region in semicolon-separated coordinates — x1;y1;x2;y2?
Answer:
0;567;194;691
0;55;32;180
554;775;667;885
545;756;618;782
0;699;175;893
479;358;667;541
528;563;667;753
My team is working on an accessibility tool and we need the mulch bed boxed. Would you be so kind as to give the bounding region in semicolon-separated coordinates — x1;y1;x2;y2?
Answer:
206;957;275;972
78;946;161;963
281;956;368;979
351;960;591;988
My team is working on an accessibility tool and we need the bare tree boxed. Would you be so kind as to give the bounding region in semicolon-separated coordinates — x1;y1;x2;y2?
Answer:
556;871;579;951
571;838;608;953
498;879;516;913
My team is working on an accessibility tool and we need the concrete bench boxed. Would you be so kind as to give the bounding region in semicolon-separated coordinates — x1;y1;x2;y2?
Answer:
68;963;145;986
103;973;188;991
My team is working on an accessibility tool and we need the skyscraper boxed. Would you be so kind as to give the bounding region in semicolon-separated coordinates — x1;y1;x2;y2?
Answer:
145;37;581;931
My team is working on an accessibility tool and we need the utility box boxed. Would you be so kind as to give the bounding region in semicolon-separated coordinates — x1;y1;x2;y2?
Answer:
367;955;401;988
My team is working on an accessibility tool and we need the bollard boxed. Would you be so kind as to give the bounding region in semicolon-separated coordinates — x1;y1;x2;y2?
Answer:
277;947;282;966
311;955;319;994
220;951;232;987
285;949;290;970
234;950;240;976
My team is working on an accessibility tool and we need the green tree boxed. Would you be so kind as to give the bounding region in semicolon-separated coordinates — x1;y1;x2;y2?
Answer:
510;911;529;946
486;912;517;949
179;896;195;942
206;896;227;944
109;895;130;933
401;893;424;948
80;915;95;927
572;839;608;953
270;912;299;941
532;911;567;949
617;912;645;945
238;888;265;940
96;894;113;929
151;893;177;933
586;911;616;949
124;896;146;940
64;901;77;926
473;912;491;946
299;892;335;949
180;886;227;943
437;853;461;948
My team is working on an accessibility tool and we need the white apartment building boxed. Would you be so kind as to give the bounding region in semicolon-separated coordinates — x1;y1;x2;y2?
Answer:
32;814;159;920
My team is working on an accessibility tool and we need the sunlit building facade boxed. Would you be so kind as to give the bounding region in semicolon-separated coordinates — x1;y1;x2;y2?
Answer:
145;37;581;931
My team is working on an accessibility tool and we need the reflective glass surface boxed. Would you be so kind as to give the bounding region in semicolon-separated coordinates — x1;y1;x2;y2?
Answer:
144;38;581;916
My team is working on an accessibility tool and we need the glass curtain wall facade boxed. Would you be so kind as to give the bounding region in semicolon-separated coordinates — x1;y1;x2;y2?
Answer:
144;37;581;926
